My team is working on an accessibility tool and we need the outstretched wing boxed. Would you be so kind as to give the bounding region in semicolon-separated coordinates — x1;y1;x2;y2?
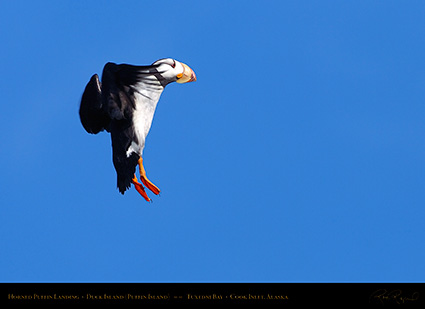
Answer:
79;74;110;134
100;62;164;121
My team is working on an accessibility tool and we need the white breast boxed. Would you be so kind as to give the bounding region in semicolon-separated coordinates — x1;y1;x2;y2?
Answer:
126;79;164;157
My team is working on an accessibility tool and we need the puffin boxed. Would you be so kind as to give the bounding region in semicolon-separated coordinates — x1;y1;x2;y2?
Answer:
79;58;196;201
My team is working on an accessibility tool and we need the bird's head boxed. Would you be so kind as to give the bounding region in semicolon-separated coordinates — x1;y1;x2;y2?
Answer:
151;58;197;84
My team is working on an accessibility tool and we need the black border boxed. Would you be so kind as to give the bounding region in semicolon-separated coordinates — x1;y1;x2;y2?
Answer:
1;283;424;306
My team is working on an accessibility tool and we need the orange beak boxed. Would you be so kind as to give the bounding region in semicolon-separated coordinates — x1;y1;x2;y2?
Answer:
176;62;197;83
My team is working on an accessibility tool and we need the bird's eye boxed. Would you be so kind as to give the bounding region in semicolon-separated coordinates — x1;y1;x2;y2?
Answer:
171;59;176;68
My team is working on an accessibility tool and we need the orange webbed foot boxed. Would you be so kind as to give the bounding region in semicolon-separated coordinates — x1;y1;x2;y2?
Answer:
141;176;160;196
132;175;151;202
138;157;160;196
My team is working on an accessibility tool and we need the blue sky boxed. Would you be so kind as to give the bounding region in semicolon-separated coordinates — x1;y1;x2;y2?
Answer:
1;1;425;282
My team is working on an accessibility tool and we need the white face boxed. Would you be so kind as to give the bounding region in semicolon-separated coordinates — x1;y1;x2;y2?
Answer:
152;58;183;81
152;58;196;84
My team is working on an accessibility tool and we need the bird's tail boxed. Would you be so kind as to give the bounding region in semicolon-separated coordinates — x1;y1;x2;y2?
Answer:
114;151;139;194
110;121;139;194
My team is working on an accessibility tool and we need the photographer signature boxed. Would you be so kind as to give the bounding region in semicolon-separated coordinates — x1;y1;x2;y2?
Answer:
369;289;419;305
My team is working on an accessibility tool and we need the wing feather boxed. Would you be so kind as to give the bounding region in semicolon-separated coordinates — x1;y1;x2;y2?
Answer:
79;74;110;134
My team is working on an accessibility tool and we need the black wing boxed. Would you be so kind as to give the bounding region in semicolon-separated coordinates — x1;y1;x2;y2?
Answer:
79;74;110;134
100;62;156;120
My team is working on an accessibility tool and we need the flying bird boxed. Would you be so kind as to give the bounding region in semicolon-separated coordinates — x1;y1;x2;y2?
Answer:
79;58;196;201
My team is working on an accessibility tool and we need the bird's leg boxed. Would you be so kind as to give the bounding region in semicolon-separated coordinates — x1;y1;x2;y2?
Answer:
131;175;151;202
138;157;160;195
